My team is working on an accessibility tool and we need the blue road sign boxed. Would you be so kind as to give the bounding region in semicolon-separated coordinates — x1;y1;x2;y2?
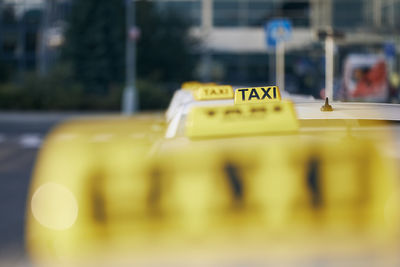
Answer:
265;19;292;48
384;42;396;59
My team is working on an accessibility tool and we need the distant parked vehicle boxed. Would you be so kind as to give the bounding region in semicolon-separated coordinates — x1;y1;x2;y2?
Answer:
340;54;389;102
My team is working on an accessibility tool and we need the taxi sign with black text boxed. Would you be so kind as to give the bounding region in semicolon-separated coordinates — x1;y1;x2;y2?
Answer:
186;100;298;138
182;81;217;90
234;86;281;104
194;85;234;101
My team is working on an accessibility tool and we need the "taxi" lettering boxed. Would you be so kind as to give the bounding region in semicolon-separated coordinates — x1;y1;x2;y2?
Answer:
204;88;229;96
234;86;281;104
194;85;234;101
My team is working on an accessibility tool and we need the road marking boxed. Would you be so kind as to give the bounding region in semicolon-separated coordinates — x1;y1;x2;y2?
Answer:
19;134;42;148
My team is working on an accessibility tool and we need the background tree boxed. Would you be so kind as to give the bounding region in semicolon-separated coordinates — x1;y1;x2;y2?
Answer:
63;0;126;95
0;0;197;111
136;0;196;82
63;0;196;102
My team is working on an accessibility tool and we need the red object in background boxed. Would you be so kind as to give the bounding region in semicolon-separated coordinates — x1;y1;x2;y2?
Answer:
320;88;325;99
342;54;389;102
129;26;141;41
353;61;387;98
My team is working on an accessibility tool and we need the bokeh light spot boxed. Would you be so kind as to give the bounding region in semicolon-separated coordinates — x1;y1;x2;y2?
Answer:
31;182;78;230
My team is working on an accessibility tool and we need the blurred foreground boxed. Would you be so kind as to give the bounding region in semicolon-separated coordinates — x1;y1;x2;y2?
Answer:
0;112;112;266
23;84;400;266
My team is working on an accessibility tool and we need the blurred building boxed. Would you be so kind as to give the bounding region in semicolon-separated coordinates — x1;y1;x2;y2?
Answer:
155;0;400;86
0;0;43;78
1;0;400;87
36;0;71;75
0;0;70;77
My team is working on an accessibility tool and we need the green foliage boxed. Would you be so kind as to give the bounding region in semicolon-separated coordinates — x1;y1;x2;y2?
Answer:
63;0;195;91
0;63;170;111
0;62;12;83
0;0;196;110
63;0;126;95
0;64;84;110
137;80;171;110
136;0;196;82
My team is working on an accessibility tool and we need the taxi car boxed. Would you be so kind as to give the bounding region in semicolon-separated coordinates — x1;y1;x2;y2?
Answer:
26;82;400;266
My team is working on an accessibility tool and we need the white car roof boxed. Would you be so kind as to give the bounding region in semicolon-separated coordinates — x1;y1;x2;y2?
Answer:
165;89;400;139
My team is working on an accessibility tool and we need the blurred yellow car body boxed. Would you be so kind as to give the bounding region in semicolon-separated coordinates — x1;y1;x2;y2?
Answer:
26;84;400;266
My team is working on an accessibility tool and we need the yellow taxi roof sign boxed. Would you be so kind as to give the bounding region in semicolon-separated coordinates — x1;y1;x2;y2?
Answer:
181;81;217;90
185;100;298;138
234;86;281;104
194;85;234;101
181;81;201;89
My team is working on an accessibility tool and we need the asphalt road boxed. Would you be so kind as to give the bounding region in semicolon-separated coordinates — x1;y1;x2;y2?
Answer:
0;113;107;266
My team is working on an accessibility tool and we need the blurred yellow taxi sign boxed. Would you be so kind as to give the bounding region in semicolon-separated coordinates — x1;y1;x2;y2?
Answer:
26;114;400;265
194;85;234;101
181;81;217;90
234;86;281;104
182;81;201;89
186;100;298;138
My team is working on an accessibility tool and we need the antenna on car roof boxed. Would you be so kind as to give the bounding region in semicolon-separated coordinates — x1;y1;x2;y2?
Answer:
321;97;333;112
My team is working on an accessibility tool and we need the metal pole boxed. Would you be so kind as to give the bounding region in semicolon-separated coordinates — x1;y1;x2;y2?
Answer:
18;0;27;78
269;51;275;84
373;0;382;28
38;0;51;76
122;0;138;115
276;41;285;91
0;2;3;62
390;0;395;28
325;35;334;101
200;0;212;82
